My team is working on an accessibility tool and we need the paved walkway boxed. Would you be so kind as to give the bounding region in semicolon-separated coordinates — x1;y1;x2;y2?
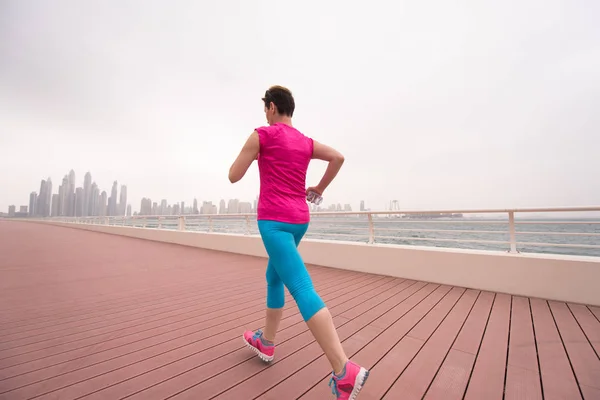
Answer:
0;221;599;399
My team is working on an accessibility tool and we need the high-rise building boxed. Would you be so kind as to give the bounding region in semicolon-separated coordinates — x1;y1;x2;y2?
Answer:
83;172;92;216
8;205;15;217
119;185;127;216
180;202;185;215
360;200;365;212
201;201;217;214
239;202;252;214
67;170;76;217
193;198;199;214
45;178;52;217
344;204;352;212
29;192;38;217
140;198;152;215
152;202;158;215
126;204;132;217
227;199;240;214
107;181;118;216
59;175;68;216
75;187;84;217
37;180;47;217
253;197;258;213
90;183;99;216
219;199;226;214
51;194;60;217
19;206;27;214
160;199;167;215
99;191;108;217
173;204;180;215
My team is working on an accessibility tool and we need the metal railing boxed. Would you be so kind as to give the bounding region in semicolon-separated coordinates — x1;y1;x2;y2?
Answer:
45;206;600;257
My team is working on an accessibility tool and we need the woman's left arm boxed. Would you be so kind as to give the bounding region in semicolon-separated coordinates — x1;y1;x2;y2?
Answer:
228;131;260;183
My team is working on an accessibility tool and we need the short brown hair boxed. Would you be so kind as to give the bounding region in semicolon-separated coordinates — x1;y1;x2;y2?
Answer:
262;85;295;117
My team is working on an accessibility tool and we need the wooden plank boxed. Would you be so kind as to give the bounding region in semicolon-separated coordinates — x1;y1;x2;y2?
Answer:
2;271;343;341
528;298;583;400
221;280;425;400
589;306;600;322
424;291;494;400
0;272;368;380
0;267;350;351
463;293;511;400
287;284;446;400
0;274;381;396
382;289;479;399
549;301;600;396
335;286;464;400
0;275;391;399
166;278;413;400
0;267;350;337
0;269;355;367
44;277;400;400
504;296;542;400
568;303;600;356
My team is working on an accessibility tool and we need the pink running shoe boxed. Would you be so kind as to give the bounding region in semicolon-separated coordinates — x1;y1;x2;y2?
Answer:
329;360;369;400
242;329;274;362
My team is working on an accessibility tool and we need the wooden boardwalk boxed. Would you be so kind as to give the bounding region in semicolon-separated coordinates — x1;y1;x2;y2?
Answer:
0;221;599;400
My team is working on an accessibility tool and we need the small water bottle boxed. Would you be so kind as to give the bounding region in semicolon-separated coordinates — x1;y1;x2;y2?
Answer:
306;191;323;205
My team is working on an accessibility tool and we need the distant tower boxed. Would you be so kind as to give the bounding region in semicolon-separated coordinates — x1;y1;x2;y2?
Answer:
119;185;127;216
45;178;52;217
68;170;76;216
109;181;118;216
83;172;92;216
37;179;47;217
29;192;38;217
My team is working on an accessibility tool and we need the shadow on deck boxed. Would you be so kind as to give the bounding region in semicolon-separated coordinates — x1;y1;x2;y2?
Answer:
0;221;599;399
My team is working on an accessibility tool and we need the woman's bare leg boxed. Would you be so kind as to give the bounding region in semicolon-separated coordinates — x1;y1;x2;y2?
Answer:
263;307;283;342
306;307;348;374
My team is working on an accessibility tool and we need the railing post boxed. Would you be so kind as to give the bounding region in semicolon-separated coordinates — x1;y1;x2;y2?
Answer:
245;215;250;235
508;211;518;253
178;216;186;231
368;213;375;244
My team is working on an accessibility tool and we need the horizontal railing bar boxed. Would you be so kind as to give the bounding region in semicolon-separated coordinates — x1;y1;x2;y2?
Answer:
374;227;507;234
517;242;600;249
516;231;600;237
515;221;600;225
306;232;368;238
375;235;510;245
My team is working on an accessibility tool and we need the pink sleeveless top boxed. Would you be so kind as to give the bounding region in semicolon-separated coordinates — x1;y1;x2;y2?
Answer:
256;123;313;224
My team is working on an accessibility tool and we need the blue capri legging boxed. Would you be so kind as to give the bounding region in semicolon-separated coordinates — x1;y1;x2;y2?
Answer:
258;220;326;321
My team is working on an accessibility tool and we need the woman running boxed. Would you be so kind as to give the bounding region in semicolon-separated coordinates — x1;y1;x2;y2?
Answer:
228;85;369;399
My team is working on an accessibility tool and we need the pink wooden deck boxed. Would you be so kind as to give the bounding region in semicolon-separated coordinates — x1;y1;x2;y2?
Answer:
0;221;599;400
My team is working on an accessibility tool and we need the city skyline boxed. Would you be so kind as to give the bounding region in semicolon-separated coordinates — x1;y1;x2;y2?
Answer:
4;170;362;218
15;170;130;219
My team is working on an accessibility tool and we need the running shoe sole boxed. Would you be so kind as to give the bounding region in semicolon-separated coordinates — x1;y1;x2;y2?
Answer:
349;367;370;399
242;335;274;362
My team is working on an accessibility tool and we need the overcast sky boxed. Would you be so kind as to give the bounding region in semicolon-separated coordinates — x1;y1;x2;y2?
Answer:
1;0;598;213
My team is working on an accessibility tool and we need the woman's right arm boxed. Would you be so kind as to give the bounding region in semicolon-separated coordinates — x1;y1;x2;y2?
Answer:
309;140;345;195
